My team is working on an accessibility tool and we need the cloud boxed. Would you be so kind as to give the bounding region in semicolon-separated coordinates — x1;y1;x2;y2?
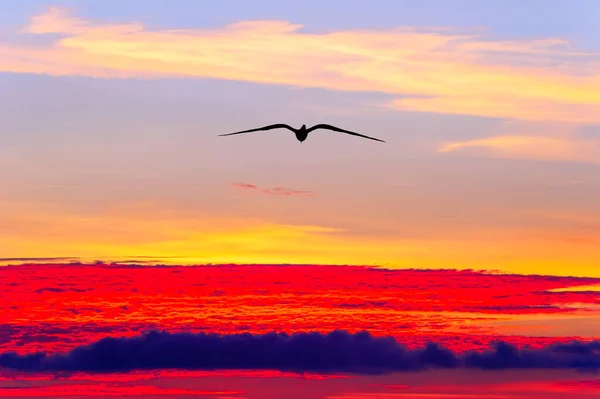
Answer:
437;121;600;163
438;135;600;163
230;183;316;197
464;340;600;370
2;7;600;123
1;265;599;357
230;183;260;190
0;330;598;374
34;287;90;294
0;257;77;262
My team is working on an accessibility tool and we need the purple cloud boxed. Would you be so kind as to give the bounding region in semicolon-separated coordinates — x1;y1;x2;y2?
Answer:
0;330;598;374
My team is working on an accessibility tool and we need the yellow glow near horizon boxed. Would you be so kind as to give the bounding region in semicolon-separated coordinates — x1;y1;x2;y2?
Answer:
1;202;599;277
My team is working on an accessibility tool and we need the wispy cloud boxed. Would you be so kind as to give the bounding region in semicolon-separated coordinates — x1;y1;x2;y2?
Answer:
439;135;600;163
438;122;600;163
3;7;600;123
0;257;77;263
231;182;316;197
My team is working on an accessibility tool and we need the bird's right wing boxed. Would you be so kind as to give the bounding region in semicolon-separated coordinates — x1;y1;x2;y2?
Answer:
219;124;295;137
307;124;385;142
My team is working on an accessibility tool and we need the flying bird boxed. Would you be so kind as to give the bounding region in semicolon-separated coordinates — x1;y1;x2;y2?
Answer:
219;123;385;143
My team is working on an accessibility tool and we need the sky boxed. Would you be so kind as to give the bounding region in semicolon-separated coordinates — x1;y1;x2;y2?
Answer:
1;3;600;397
2;1;600;276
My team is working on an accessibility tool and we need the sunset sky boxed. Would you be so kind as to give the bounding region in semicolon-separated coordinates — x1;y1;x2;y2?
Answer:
2;1;600;276
1;2;600;398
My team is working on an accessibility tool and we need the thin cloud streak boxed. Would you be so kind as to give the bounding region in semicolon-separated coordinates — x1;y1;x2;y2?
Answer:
2;7;600;123
0;257;77;262
438;135;600;163
231;183;316;197
437;120;600;163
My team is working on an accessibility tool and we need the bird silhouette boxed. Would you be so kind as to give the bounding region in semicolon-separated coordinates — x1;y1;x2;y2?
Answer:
219;123;385;143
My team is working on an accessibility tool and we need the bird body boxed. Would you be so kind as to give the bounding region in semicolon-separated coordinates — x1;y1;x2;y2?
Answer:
219;123;385;143
295;125;309;142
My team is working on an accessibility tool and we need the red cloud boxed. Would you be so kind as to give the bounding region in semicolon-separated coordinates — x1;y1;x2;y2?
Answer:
1;264;598;355
230;183;316;197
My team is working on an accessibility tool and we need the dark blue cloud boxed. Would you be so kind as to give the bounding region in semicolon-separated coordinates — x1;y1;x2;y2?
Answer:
0;330;598;374
464;340;600;370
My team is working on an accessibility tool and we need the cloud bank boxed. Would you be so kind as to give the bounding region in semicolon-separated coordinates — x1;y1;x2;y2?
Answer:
1;330;598;374
3;7;600;123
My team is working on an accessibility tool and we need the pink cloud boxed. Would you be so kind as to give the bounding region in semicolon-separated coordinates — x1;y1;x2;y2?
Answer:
230;183;316;197
4;7;600;123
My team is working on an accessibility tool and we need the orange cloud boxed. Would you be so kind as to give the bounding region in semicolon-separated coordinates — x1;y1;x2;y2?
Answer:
439;135;600;162
2;7;600;123
438;122;600;162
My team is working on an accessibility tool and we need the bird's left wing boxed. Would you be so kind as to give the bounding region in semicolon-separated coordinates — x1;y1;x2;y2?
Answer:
219;124;295;137
306;124;385;142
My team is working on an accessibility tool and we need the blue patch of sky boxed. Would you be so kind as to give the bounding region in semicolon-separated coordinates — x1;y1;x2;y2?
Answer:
1;0;599;49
